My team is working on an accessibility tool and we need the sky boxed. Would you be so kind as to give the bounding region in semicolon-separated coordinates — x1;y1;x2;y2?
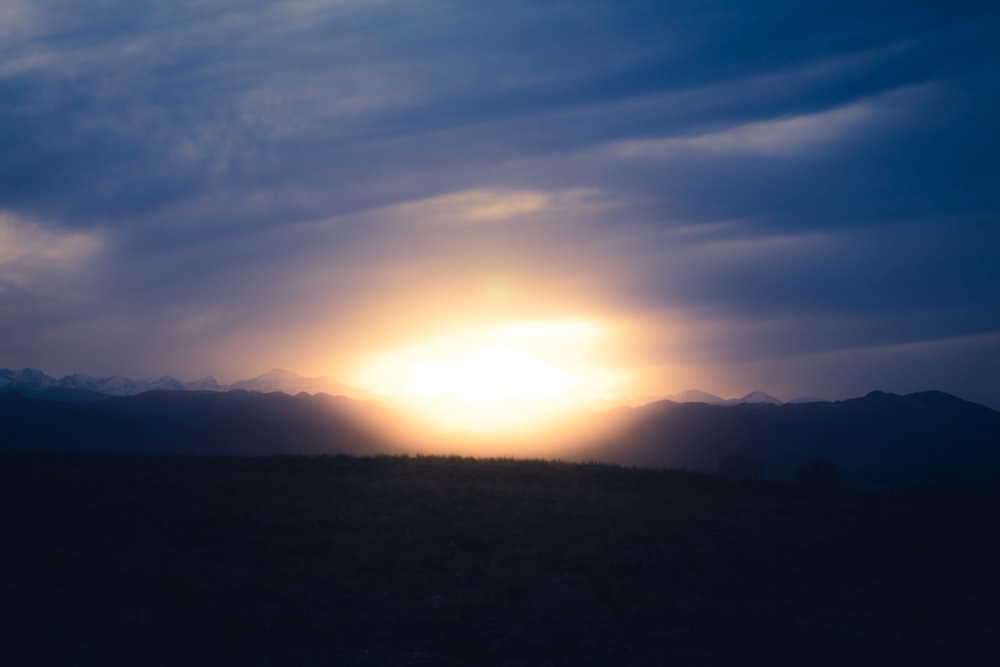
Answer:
1;0;999;408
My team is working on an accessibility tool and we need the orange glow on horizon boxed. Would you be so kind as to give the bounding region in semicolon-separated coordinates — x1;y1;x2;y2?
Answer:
357;318;625;432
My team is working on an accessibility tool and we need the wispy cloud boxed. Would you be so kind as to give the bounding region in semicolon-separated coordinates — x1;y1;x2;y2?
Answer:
0;213;104;291
386;189;605;225
615;103;876;157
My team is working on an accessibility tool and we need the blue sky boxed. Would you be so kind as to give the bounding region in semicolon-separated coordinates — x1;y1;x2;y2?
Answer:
1;0;998;406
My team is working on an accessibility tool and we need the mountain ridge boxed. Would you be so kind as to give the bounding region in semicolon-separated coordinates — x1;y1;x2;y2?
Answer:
574;389;1000;487
0;367;373;401
649;388;788;406
7;367;989;414
1;376;998;487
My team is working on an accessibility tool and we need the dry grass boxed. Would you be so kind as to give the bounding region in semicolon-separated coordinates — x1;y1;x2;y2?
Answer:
0;452;997;665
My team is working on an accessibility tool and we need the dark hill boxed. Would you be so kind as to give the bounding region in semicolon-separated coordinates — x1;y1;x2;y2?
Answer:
0;390;404;456
3;388;999;487
576;391;1000;487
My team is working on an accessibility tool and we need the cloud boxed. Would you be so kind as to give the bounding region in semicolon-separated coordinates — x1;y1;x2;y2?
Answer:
385;188;604;225
613;100;878;157
0;213;104;291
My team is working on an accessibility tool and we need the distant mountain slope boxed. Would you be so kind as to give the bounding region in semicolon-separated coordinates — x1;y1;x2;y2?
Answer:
226;368;374;399
732;390;783;405
638;389;786;406
574;391;1000;487
0;368;58;391
0;390;404;456
58;373;186;396
3;369;999;487
664;389;728;404
0;367;373;401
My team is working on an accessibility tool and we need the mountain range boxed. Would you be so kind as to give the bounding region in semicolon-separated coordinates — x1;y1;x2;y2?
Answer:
0;367;373;402
1;367;790;407
2;367;999;488
572;390;1000;488
662;388;785;405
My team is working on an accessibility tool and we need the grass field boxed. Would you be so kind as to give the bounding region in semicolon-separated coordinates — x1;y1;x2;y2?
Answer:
1;452;997;665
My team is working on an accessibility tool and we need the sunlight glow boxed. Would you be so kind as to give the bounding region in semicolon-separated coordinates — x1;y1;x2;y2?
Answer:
493;320;603;341
403;346;581;401
358;318;623;432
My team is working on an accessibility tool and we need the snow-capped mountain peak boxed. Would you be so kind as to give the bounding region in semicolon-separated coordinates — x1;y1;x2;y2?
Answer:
1;367;373;400
733;390;783;405
666;389;727;404
0;368;59;390
227;369;373;399
56;373;185;396
227;368;322;394
183;376;225;392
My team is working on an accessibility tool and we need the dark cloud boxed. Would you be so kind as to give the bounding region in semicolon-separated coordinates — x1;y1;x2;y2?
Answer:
1;0;998;406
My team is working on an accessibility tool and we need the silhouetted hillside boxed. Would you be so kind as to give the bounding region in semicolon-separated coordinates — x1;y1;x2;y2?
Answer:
3;388;999;487
576;391;1000;487
0;390;404;456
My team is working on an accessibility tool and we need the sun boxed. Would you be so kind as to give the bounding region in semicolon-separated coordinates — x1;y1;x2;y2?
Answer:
358;319;622;432
403;346;581;401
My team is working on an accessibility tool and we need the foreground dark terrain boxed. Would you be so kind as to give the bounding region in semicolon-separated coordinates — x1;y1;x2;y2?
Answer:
1;453;998;666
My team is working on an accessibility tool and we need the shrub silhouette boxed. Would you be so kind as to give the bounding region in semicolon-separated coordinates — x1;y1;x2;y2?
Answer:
717;452;764;480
